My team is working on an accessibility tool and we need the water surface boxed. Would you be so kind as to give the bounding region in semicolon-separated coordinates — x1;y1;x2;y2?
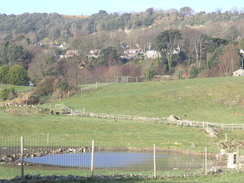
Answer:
24;151;215;170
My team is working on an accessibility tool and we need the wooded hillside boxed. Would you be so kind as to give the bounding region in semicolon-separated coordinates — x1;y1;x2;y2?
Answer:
0;8;243;104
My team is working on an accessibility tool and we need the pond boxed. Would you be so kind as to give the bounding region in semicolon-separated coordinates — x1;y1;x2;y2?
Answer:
24;151;217;170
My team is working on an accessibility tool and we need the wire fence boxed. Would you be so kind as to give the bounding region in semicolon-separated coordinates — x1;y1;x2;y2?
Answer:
1;137;241;181
43;104;244;131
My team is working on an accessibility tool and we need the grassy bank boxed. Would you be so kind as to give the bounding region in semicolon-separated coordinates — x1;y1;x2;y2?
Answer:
0;110;220;152
53;77;244;124
0;165;244;183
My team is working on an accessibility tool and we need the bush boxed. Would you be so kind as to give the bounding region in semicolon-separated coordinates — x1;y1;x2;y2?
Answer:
6;65;29;85
34;76;70;96
0;87;17;101
0;65;9;83
189;67;200;78
26;95;40;105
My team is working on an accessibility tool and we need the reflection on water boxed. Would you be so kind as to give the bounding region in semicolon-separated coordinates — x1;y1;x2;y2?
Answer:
24;151;216;170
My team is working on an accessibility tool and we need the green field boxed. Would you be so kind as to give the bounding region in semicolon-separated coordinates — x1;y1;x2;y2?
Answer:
0;84;33;92
1;77;244;181
0;110;220;152
55;77;244;124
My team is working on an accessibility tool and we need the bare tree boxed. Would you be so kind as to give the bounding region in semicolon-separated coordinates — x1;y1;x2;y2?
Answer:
28;51;56;83
218;44;240;76
182;28;206;67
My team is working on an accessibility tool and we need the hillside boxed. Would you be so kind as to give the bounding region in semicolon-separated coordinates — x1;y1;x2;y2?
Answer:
52;77;244;124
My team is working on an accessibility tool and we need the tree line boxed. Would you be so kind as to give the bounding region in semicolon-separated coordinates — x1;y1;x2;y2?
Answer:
0;8;243;41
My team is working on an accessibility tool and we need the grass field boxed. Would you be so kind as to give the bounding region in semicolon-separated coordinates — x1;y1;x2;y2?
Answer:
1;77;244;181
55;77;244;124
0;84;33;92
0;165;243;182
0;110;220;152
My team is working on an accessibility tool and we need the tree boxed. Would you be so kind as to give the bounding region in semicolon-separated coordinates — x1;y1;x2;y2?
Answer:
182;28;206;68
218;44;240;76
58;60;83;86
98;47;118;67
180;7;194;16
238;38;244;49
0;65;9;83
6;65;29;85
156;29;182;72
28;51;57;83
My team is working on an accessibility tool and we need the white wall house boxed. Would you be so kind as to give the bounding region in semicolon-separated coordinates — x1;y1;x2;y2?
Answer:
144;50;161;59
233;69;244;76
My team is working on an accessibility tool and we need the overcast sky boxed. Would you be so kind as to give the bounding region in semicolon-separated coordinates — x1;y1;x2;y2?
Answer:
0;0;243;15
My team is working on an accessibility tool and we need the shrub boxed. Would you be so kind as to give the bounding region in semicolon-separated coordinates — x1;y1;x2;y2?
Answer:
0;65;9;83
34;76;70;96
0;88;17;101
6;65;29;85
189;67;200;78
26;95;40;105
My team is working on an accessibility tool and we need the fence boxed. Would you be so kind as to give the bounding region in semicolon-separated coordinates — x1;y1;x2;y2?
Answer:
44;104;244;131
0;137;232;181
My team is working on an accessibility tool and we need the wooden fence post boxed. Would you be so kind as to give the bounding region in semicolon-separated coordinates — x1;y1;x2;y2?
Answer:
91;140;95;177
47;133;49;144
20;137;25;183
153;144;157;179
225;133;228;141
204;147;208;175
236;146;240;172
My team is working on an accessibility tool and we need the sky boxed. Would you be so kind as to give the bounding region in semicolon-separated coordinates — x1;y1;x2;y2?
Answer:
0;0;243;16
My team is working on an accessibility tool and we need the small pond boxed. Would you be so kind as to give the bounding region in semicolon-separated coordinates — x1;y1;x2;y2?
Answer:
24;151;217;170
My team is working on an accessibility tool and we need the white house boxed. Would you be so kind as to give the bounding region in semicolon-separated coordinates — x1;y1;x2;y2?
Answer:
124;49;143;58
233;69;244;76
60;50;80;59
144;50;161;59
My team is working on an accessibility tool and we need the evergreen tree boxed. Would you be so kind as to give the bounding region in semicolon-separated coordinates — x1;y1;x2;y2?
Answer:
6;65;29;85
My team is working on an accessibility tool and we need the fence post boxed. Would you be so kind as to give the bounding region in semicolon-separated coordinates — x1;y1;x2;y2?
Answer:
153;144;157;179
225;133;228;141
204;147;208;175
91;140;95;177
47;133;49;144
20;137;25;183
236;146;240;172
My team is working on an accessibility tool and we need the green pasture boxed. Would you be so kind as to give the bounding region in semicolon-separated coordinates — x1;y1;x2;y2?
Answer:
54;77;244;124
0;84;33;93
0;110;220;152
1;77;244;181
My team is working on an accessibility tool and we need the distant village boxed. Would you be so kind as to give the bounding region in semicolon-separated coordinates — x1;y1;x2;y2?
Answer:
37;39;244;77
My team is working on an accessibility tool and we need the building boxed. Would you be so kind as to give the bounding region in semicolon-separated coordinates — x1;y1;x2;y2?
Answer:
88;49;101;58
60;50;80;59
233;69;244;76
144;50;161;59
124;49;143;58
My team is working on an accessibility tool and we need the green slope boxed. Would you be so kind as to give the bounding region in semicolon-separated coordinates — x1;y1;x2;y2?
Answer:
54;77;244;124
